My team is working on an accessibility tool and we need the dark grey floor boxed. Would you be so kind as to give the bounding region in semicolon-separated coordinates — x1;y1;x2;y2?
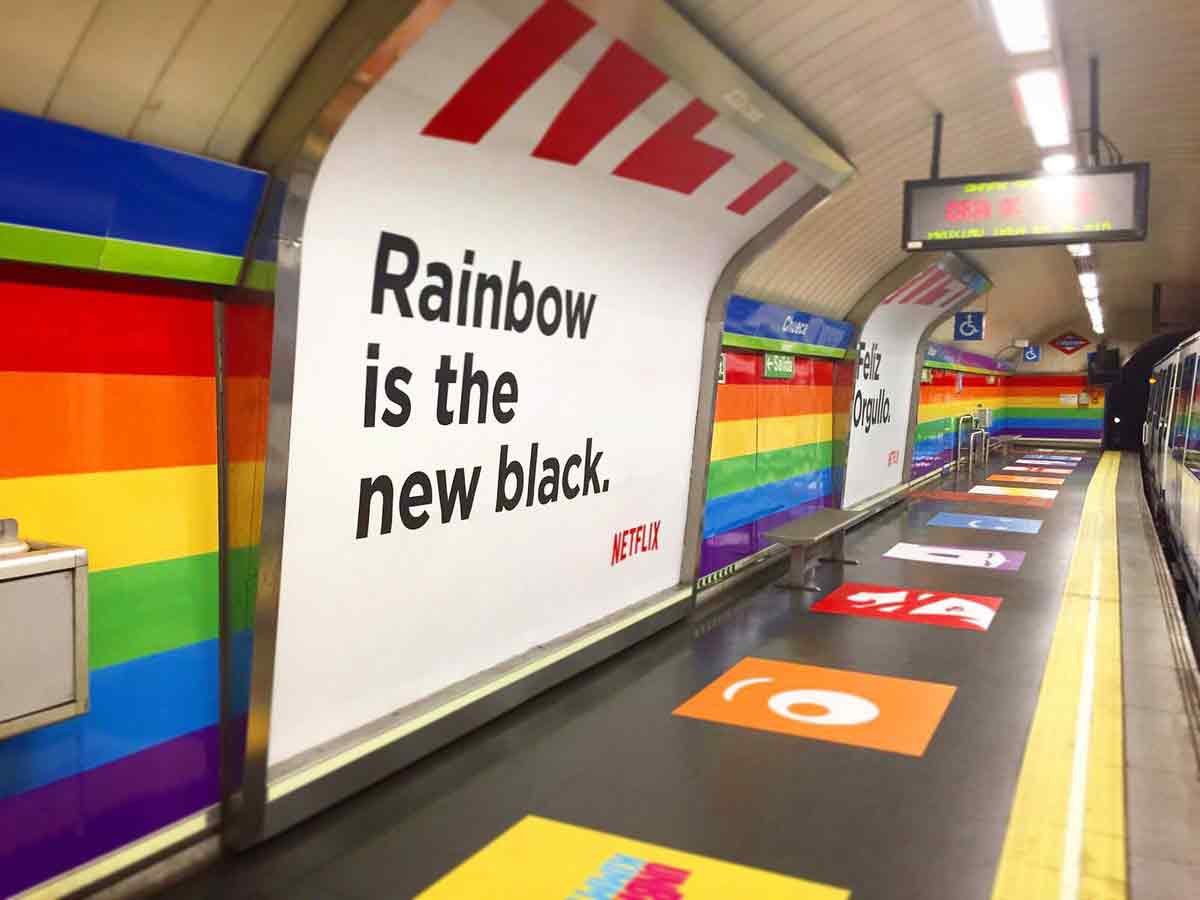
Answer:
169;452;1102;900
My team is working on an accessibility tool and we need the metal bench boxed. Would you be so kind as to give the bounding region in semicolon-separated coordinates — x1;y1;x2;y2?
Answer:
765;507;870;591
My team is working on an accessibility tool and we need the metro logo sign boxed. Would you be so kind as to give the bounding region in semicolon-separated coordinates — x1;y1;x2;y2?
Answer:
422;0;797;214
812;582;1003;632
1049;331;1090;355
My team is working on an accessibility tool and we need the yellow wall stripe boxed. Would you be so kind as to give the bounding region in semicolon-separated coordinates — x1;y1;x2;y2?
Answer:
757;414;833;454
710;413;833;461
990;451;1126;900
0;461;262;572
710;418;757;461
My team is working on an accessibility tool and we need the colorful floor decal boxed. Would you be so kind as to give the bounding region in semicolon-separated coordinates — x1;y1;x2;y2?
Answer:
415;815;849;899
884;541;1026;571
1033;449;1084;456
970;485;1058;500
1019;455;1079;463
674;658;955;756
813;582;1002;631
1015;458;1076;466
1003;465;1072;475
914;489;1054;509
987;474;1066;486
927;512;1042;534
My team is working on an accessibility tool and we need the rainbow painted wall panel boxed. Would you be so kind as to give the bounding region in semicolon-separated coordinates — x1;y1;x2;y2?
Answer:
0;263;269;896
913;370;1008;477
1003;374;1104;440
700;350;834;577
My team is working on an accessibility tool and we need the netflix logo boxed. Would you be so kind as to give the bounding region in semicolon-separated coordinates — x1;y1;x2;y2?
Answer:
611;520;661;566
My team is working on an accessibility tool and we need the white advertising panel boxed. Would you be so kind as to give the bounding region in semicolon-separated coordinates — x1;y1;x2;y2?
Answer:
842;259;989;507
267;0;834;766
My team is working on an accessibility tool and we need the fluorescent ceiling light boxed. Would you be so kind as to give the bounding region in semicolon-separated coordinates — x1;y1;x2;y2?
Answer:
1016;69;1071;147
1043;152;1076;173
1067;243;1092;257
1082;286;1100;301
1079;271;1098;292
989;0;1052;54
1085;298;1104;334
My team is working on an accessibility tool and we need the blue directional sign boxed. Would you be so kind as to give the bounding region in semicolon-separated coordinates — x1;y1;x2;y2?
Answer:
1023;344;1042;363
928;512;1043;534
953;311;985;341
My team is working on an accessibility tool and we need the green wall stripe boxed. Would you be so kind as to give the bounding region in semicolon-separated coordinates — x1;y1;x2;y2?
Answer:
0;221;243;285
722;332;848;359
243;259;277;292
1007;406;1102;419
99;237;242;285
0;222;104;269
708;441;834;499
707;454;758;499
89;547;258;669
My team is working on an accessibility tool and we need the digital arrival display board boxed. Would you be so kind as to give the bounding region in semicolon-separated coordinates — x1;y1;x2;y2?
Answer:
903;163;1149;251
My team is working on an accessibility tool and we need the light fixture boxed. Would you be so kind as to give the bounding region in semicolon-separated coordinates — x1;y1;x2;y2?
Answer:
1067;243;1092;257
1079;271;1098;292
1016;69;1071;147
1082;285;1100;300
1085;297;1104;334
989;0;1052;54
1043;152;1076;173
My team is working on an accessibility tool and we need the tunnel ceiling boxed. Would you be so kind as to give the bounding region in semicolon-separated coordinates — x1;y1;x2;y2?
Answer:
0;0;347;162
3;1;1198;355
675;0;1200;355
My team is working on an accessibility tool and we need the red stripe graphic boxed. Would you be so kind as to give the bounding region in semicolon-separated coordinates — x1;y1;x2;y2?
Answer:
727;161;798;215
886;267;945;305
533;40;667;165
423;0;593;144
938;283;973;308
906;271;956;306
613;98;734;194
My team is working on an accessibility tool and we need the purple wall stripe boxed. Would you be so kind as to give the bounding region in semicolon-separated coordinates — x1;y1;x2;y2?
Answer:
0;722;242;897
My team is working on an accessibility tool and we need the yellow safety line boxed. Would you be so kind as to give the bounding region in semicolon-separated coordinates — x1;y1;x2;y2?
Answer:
991;451;1126;900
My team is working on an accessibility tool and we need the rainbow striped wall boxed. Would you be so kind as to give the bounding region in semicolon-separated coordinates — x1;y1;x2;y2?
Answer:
0;262;271;896
913;369;1008;476
0;110;264;285
700;350;835;577
1003;374;1105;440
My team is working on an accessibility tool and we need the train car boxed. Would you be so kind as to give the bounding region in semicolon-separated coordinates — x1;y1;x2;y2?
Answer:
1143;330;1200;631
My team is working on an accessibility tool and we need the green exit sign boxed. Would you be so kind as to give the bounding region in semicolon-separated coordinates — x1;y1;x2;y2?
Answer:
764;352;795;379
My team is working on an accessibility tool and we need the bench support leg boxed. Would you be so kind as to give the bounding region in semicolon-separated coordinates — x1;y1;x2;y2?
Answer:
818;532;860;566
778;546;822;591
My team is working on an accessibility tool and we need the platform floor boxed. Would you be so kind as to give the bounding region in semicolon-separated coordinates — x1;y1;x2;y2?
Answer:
167;450;1194;900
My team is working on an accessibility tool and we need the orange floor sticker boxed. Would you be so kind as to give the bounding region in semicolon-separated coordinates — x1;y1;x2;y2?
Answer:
416;815;849;898
674;657;955;757
988;473;1065;485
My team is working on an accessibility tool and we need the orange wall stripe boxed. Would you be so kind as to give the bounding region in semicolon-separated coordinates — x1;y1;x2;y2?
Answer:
1;371;215;478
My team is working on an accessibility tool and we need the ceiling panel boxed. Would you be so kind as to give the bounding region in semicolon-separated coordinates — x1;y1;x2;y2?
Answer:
673;0;1200;353
0;0;100;116
1;0;344;162
47;0;207;138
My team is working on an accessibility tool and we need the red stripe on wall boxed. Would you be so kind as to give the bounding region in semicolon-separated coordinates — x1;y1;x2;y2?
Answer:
533;40;666;165
614;99;733;194
224;300;273;378
422;0;593;144
1007;375;1090;388
0;263;214;376
727;161;798;215
885;267;943;305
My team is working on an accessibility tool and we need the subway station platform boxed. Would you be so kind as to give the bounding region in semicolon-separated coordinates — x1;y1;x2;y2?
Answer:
166;450;1200;900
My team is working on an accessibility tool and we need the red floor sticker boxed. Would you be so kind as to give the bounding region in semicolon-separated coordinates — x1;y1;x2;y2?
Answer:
674;658;956;756
913;489;1054;509
813;582;1002;631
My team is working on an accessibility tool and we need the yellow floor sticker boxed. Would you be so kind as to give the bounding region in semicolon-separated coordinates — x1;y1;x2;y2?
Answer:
990;451;1126;900
416;815;849;898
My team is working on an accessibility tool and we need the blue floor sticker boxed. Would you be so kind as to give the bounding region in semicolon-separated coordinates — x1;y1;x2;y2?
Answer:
927;512;1043;534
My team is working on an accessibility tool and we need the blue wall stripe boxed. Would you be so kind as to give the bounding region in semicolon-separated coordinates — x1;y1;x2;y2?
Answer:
0;110;264;257
703;469;834;538
0;633;251;800
1004;417;1101;431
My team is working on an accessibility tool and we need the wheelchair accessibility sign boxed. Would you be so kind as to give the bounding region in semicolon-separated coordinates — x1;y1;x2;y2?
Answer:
953;311;985;341
1022;344;1041;362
